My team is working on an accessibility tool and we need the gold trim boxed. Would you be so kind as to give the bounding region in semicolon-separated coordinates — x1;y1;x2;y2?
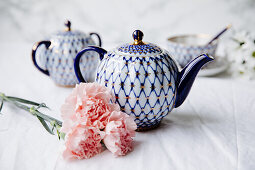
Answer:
132;39;146;45
167;34;218;46
132;30;147;45
64;20;71;32
65;27;71;32
144;72;151;76
55;83;75;88
136;122;161;132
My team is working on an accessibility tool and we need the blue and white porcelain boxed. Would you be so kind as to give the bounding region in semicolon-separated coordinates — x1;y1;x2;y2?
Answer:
74;30;214;131
32;20;102;87
167;34;218;68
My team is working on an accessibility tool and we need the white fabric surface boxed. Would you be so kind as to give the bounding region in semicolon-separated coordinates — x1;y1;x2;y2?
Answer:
0;43;255;170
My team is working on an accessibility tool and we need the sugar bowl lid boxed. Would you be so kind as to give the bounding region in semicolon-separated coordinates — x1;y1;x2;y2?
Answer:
51;20;86;38
117;30;162;55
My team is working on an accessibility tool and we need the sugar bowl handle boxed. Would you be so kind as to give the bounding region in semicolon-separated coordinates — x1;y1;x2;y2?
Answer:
31;41;51;76
74;46;107;83
89;32;102;47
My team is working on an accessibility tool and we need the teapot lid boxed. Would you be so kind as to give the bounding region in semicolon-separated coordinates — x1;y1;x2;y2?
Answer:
52;20;85;37
117;30;162;55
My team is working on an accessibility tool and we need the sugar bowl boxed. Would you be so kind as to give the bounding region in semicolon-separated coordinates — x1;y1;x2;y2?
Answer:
31;20;102;87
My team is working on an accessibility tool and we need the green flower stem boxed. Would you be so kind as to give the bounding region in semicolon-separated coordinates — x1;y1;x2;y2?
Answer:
0;93;62;126
0;92;63;135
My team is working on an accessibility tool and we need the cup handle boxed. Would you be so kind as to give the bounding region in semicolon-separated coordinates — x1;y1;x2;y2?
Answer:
89;32;102;47
31;41;51;76
74;46;107;83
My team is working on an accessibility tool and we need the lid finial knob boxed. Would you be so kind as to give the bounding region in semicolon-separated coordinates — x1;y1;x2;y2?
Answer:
65;20;71;31
132;30;145;45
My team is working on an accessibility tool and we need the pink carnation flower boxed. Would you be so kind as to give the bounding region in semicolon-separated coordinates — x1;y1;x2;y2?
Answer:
60;82;137;160
103;111;137;156
63;124;104;160
61;83;119;132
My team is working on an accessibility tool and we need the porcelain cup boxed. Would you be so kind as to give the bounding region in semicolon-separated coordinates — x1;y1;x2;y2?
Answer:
167;34;218;68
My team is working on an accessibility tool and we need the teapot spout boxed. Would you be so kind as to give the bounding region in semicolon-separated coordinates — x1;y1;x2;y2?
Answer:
174;54;214;108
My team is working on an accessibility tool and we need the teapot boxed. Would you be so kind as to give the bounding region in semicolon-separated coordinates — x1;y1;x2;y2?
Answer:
31;20;101;87
74;30;213;131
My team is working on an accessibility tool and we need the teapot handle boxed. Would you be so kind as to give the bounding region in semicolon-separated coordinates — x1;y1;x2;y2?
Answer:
74;46;107;83
31;41;51;76
89;32;102;47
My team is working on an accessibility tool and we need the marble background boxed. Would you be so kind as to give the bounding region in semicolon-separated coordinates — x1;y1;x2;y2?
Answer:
0;0;255;46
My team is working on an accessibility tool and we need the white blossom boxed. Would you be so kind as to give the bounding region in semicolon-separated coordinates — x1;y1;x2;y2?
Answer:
226;30;255;80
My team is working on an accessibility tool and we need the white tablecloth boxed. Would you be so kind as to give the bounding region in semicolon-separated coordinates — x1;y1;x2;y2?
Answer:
0;43;255;170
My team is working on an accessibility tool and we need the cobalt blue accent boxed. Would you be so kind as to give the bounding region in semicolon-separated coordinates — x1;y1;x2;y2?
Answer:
96;51;179;130
118;43;162;55
74;46;107;82
118;30;161;55
64;20;71;31
89;32;102;47
31;40;51;76
133;30;143;41
54;30;85;37
174;54;214;108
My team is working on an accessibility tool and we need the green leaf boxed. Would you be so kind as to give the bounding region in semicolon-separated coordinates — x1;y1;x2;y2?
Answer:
0;99;3;113
59;132;66;140
51;123;55;132
240;42;245;46
7;96;49;109
252;51;255;58
56;129;60;140
36;115;54;135
36;103;49;110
